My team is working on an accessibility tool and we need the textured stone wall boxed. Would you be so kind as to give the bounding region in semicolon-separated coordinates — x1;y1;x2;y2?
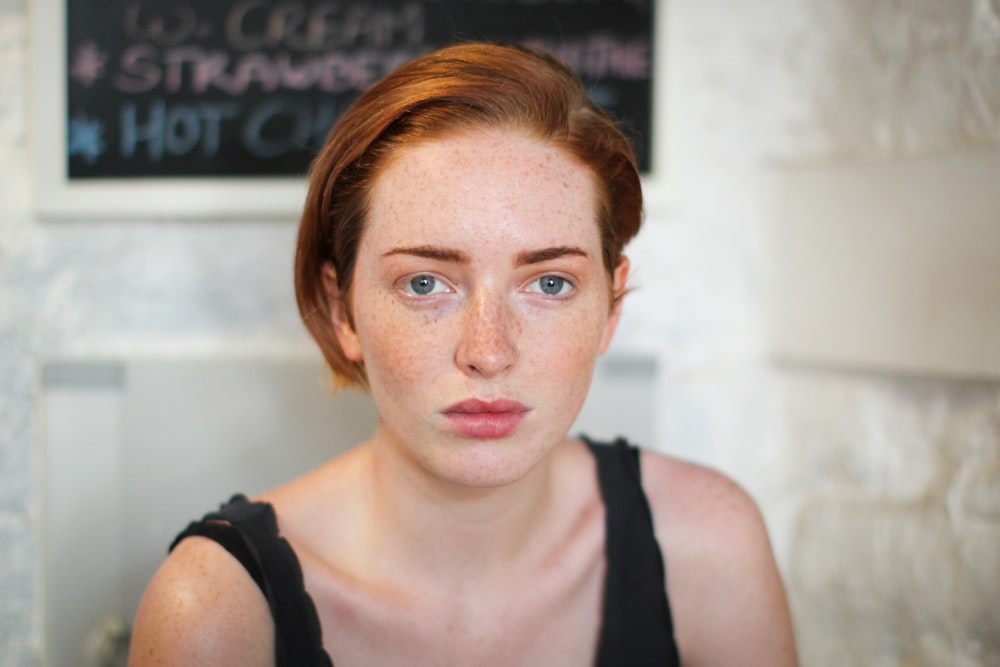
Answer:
782;372;1000;666
2;1;999;666
1;2;37;663
652;2;1000;664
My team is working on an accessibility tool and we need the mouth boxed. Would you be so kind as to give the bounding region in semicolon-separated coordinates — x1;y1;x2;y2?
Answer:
441;399;530;439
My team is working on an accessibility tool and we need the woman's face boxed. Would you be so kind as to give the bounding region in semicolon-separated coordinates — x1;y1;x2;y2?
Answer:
330;128;627;488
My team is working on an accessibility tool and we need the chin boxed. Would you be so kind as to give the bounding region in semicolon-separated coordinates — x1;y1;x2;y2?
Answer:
428;437;553;489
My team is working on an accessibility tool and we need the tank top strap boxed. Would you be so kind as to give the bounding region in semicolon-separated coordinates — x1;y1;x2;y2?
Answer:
171;495;334;667
584;437;681;667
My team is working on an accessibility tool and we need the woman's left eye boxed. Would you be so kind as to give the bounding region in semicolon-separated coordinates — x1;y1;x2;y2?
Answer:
527;275;574;296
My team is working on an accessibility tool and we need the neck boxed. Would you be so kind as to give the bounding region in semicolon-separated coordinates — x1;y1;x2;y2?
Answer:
359;424;563;588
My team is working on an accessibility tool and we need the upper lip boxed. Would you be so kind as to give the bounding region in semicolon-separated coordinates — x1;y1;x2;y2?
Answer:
442;399;529;414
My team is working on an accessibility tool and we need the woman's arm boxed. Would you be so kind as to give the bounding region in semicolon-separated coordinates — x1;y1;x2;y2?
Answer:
128;537;275;667
641;452;798;667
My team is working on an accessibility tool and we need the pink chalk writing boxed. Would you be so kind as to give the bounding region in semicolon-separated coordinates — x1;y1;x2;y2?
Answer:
525;33;650;80
114;44;419;95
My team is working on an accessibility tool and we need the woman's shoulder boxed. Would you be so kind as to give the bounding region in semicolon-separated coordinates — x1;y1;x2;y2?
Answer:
580;438;768;563
128;532;275;666
637;449;766;545
636;447;778;586
636;448;798;666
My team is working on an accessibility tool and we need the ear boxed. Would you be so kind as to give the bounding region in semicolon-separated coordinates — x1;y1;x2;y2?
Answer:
598;256;630;355
322;263;364;362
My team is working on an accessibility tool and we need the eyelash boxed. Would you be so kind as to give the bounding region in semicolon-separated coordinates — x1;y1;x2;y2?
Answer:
525;274;575;297
394;273;576;300
398;273;452;297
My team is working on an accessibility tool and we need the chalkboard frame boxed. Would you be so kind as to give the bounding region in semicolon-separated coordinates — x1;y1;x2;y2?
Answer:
32;0;669;220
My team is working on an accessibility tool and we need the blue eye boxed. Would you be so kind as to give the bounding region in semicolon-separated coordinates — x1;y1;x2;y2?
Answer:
405;275;443;296
534;275;571;296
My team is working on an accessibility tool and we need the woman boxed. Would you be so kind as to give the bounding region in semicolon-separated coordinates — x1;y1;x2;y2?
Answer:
129;42;797;667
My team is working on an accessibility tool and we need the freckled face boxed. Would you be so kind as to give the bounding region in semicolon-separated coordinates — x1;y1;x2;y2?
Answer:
332;129;626;487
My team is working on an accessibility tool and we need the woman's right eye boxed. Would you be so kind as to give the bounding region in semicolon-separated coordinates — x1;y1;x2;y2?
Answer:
401;274;448;296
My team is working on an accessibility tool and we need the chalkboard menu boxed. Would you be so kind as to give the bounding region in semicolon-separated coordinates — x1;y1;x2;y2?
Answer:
66;1;654;179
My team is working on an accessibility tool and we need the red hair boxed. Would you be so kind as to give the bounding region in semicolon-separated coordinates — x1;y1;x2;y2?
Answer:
295;42;643;387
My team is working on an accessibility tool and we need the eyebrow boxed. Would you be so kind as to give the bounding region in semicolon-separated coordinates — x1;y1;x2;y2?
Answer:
516;246;589;266
382;244;590;266
382;246;470;263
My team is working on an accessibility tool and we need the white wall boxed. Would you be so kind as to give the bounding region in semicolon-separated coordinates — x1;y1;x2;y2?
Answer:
2;1;1000;665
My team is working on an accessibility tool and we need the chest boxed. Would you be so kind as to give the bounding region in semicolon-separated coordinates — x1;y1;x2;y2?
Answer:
306;536;606;666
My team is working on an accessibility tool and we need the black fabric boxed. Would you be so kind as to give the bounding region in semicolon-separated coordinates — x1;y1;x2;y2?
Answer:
170;496;333;667
584;437;682;667
170;438;679;666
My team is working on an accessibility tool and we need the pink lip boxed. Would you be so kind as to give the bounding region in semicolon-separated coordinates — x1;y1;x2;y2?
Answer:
442;399;530;439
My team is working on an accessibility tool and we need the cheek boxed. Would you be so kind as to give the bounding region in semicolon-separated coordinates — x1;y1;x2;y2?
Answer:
354;297;445;391
519;306;608;381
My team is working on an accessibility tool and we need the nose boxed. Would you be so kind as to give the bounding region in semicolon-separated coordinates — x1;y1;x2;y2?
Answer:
455;290;518;378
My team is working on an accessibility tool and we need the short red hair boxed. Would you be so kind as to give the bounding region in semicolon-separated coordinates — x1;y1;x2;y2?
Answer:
295;42;643;387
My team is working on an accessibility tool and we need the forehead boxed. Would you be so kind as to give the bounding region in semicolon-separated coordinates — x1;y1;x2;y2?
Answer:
364;129;600;250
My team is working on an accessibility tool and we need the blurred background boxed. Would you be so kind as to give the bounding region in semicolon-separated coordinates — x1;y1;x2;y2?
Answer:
2;0;999;665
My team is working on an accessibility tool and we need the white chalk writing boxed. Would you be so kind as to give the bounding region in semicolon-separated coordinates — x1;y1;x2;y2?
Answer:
225;1;425;51
122;3;211;47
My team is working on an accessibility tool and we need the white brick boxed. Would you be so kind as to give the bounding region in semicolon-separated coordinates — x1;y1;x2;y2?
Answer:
1;0;999;665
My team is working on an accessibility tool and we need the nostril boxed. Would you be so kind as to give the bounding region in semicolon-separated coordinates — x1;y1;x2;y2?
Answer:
456;301;518;377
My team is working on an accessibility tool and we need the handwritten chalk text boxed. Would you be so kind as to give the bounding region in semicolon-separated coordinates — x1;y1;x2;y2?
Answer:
225;0;425;51
119;98;339;161
115;44;417;95
122;1;424;52
524;34;650;80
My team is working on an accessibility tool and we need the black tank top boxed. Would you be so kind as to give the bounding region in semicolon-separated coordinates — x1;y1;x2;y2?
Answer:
171;438;681;666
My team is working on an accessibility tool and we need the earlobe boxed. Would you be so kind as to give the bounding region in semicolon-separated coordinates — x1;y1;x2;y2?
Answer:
322;263;364;362
598;256;630;355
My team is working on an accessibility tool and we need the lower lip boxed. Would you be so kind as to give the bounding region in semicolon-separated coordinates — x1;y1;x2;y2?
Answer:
443;411;527;439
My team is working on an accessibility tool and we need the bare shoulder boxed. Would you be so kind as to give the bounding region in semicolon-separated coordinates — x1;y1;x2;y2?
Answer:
127;536;274;667
638;449;798;667
638;450;765;550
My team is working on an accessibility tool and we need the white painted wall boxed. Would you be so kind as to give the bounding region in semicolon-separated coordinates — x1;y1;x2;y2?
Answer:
3;1;1000;665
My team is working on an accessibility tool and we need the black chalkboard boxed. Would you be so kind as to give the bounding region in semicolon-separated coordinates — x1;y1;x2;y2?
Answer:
66;1;654;179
